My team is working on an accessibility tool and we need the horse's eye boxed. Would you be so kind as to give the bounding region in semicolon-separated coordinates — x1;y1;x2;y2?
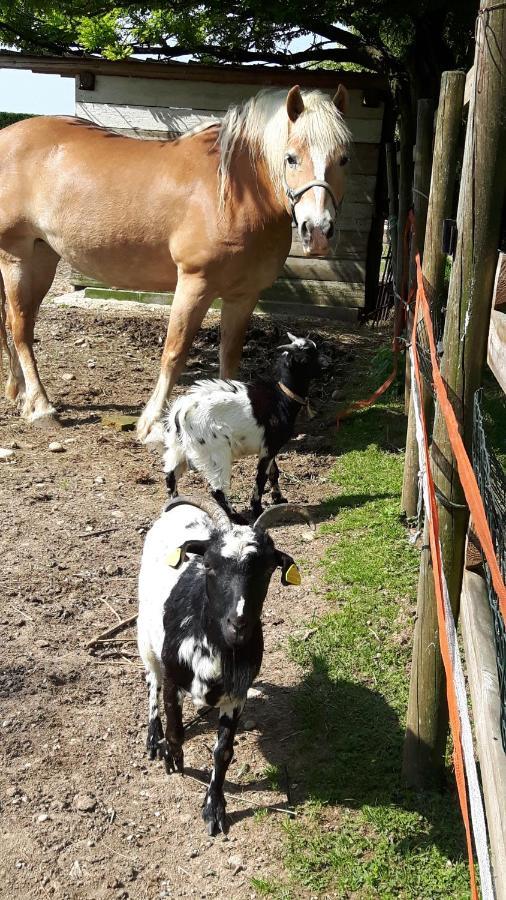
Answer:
340;155;349;167
286;153;298;168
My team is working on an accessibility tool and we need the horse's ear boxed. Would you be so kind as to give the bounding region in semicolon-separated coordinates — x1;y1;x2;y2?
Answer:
333;84;349;116
287;85;304;123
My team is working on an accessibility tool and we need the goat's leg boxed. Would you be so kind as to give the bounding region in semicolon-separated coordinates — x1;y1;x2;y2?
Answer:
137;273;214;443
145;666;164;761
211;489;248;525
164;461;187;499
203;701;243;835
205;447;247;524
162;674;184;774
251;454;272;519
267;458;288;505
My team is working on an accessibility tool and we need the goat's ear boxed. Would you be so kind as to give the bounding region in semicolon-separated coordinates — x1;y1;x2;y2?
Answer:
166;539;210;568
275;550;301;586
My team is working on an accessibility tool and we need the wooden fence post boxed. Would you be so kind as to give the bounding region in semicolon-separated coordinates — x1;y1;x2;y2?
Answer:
386;142;399;287
396;108;413;303
403;1;506;789
404;99;435;413
401;73;466;518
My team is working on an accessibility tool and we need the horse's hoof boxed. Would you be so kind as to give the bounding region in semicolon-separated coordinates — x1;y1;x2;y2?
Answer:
23;405;61;429
137;415;163;445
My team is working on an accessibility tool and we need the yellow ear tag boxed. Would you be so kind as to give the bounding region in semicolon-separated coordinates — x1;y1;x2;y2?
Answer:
285;563;301;586
166;547;182;568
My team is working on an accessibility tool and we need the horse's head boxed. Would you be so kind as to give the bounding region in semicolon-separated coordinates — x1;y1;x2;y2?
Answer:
283;85;350;256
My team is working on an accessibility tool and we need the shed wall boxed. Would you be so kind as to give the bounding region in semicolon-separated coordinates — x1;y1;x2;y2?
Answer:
74;73;385;316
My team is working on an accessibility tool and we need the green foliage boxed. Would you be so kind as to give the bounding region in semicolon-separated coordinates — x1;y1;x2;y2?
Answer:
0;1;476;93
0;111;34;128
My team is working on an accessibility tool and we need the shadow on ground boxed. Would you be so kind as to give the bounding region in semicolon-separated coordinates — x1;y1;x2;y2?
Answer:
170;669;466;863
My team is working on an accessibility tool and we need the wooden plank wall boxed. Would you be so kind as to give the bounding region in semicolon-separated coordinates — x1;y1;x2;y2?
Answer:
75;74;385;314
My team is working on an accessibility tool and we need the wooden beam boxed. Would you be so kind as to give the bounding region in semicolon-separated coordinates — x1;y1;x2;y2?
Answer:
461;570;506;900
79;286;360;322
76;98;382;142
0;51;389;91
77;88;385;120
488;309;506;392
464;66;475;107
282;257;366;283
403;2;506;790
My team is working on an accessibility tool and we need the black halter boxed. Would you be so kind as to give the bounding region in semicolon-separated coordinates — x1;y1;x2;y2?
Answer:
282;156;342;227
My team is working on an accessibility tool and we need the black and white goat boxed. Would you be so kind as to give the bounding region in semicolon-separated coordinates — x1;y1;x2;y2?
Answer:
137;496;305;835
162;333;326;521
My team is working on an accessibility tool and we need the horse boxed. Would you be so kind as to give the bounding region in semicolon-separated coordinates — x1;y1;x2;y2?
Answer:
0;84;351;442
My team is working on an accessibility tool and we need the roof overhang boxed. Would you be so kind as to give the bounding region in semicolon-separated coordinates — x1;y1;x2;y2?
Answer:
0;51;389;92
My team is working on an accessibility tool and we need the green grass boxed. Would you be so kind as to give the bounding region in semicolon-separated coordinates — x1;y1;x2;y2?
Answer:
253;351;471;899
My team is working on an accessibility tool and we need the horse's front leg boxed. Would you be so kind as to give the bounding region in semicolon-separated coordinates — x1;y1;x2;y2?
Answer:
219;295;259;379
137;274;214;442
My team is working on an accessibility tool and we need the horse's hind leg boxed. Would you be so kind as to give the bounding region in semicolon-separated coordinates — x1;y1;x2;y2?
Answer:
1;241;59;423
137;273;214;443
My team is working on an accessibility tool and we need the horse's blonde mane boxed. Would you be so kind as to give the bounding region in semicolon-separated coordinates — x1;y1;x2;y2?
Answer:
218;88;351;205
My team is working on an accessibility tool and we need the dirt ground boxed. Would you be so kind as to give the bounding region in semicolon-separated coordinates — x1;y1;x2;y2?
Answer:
0;282;382;900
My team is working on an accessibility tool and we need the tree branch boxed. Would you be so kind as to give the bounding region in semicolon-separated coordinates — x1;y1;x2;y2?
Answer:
125;42;383;71
0;18;82;56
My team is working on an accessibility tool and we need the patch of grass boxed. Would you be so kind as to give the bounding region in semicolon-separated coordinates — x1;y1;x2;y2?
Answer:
251;877;291;899
253;808;270;824
263;763;282;791
279;393;470;898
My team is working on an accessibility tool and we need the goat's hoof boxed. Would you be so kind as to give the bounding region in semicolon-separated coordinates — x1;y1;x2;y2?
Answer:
146;716;164;761
272;496;288;506
250;504;263;520
202;789;227;836
163;743;184;774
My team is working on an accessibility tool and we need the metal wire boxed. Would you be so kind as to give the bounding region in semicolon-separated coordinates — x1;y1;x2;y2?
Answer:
473;390;506;752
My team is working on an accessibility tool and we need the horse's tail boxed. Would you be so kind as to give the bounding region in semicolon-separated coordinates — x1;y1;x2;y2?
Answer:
0;268;12;382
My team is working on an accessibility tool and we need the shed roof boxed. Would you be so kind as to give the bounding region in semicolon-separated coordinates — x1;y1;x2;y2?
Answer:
0;51;389;92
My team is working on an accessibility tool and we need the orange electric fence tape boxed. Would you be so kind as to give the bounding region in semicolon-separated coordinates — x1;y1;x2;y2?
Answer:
410;283;479;900
413;246;506;619
335;217;414;427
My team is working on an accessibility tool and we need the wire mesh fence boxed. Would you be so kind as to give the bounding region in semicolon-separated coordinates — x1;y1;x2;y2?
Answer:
473;390;506;752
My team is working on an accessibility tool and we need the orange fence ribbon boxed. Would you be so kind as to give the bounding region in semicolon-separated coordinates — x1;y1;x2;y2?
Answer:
410;291;479;900
335;216;414;427
414;248;506;620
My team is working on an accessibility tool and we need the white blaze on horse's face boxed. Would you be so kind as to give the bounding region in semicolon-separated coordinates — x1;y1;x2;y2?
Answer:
284;84;350;257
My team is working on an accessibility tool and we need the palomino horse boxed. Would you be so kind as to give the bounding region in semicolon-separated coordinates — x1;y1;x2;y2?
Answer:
0;84;350;441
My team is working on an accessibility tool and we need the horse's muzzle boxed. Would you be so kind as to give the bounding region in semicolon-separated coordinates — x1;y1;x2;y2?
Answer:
300;218;335;256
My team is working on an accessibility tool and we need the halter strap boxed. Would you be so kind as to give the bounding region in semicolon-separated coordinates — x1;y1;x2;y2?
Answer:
282;158;341;227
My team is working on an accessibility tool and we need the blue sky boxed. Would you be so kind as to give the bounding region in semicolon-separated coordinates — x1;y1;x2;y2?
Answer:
0;70;74;114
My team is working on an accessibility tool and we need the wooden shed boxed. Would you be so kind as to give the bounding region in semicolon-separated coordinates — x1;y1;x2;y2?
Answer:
0;53;390;320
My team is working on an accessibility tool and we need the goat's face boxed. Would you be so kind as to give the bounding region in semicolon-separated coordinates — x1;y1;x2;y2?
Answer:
278;334;329;381
183;526;297;648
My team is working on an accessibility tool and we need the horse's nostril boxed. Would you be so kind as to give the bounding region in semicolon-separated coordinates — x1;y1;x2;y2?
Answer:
325;221;334;239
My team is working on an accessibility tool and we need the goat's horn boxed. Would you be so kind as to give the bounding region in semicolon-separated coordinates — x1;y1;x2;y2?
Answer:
164;495;231;531
253;504;315;532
